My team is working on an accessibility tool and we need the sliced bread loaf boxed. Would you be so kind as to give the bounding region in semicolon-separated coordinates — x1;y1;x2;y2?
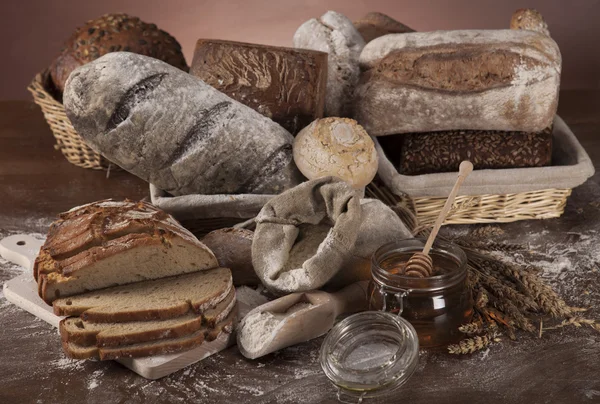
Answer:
34;200;218;304
60;288;236;347
53;267;232;321
63;308;236;360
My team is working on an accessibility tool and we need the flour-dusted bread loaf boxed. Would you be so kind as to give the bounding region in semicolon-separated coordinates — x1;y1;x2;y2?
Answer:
50;13;187;95
510;9;550;36
355;30;561;135
293;11;365;117
293;118;378;188
353;12;414;43
190;40;327;135
53;267;233;321
63;308;236;360
201;228;260;286
34;200;218;304
63;52;303;196
59;288;236;347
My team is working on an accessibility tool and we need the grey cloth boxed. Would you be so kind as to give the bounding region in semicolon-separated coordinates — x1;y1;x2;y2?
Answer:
375;116;595;197
252;177;412;294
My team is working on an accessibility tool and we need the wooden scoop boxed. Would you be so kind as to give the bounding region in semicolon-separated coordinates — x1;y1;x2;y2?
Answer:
237;281;370;359
405;161;474;277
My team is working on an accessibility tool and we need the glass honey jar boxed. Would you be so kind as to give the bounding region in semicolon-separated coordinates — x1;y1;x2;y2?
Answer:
369;238;473;348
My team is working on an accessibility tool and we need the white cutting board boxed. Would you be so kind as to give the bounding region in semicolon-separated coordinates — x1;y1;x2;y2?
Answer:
0;234;248;380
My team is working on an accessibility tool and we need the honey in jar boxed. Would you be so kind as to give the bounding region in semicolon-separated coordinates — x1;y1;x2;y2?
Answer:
369;239;473;348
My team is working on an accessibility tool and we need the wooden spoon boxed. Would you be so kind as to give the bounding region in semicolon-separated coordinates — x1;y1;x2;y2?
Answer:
404;161;474;277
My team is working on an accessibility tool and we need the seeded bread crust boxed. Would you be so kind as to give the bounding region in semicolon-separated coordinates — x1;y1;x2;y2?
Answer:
34;199;218;304
53;268;233;321
62;308;236;360
59;288;236;347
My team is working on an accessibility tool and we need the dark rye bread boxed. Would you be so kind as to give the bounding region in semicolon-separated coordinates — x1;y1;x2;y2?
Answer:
190;40;327;135
380;126;553;175
34;200;218;304
63;308;236;360
201;228;260;286
53;268;233;322
63;52;303;196
50;13;187;95
354;29;561;135
353;12;414;43
59;288;236;347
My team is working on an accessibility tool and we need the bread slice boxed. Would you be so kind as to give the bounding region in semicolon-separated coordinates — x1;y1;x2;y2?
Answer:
53;267;232;321
62;308;236;360
34;200;218;304
59;288;236;347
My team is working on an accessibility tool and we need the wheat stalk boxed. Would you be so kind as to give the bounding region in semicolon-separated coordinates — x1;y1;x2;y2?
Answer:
448;332;501;354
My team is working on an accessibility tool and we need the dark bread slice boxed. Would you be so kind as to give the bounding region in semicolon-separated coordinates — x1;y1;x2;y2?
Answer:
59;288;236;347
53;267;232;321
62;308;236;360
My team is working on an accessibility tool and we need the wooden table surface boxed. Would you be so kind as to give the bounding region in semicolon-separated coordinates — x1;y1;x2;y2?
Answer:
1;92;599;404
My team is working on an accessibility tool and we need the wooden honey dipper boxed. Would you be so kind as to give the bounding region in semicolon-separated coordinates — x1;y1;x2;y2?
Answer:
404;161;474;277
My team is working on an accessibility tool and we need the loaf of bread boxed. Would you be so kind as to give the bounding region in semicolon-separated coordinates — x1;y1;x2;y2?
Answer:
382;126;553;175
355;30;561;135
64;52;303;196
293;118;378;188
34;200;218;304
50;13;187;95
190;40;327;135
201;228;260;286
59;288;235;347
63;308;236;360
510;9;550;36
293;11;365;117
353;12;414;43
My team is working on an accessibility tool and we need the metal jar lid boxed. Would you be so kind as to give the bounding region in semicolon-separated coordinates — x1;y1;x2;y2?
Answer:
319;311;419;403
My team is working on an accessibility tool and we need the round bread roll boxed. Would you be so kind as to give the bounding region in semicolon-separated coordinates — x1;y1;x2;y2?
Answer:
510;9;550;36
201;228;260;287
50;13;187;94
293;118;378;188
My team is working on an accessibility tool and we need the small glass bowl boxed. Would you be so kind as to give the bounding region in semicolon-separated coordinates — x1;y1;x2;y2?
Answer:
320;311;419;403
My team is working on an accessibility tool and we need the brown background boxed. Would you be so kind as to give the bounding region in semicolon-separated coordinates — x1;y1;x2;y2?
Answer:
2;0;600;100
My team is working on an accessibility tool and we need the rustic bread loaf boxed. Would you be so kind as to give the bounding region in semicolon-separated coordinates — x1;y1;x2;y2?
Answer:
53;267;233;321
293;11;365;117
293;118;378;188
190;40;327;135
353;12;414;43
510;9;550;36
50;13;187;95
200;228;260;286
63;309;235;360
34;200;218;304
59;288;236;347
355;30;561;135
63;52;303;196
382;126;553;175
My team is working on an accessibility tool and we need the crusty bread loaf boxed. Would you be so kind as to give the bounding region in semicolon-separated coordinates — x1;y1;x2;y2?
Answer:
50;13;187;95
200;228;260;286
63;52;303;196
355;29;561;134
293;11;365;117
59;288;235;347
353;12;414;43
63;309;235;360
190;40;327;135
53;267;233;321
293;118;378;188
510;9;550;36
34;200;218;304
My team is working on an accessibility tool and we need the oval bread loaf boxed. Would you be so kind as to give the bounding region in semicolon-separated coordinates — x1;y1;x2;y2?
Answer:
293;11;365;117
293;118;378;188
63;52;303;196
355;29;561;135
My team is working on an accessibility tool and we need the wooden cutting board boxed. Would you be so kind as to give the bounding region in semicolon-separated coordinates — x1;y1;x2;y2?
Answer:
0;234;254;380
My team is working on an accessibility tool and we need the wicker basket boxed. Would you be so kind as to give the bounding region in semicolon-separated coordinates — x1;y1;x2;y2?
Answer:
27;69;115;170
